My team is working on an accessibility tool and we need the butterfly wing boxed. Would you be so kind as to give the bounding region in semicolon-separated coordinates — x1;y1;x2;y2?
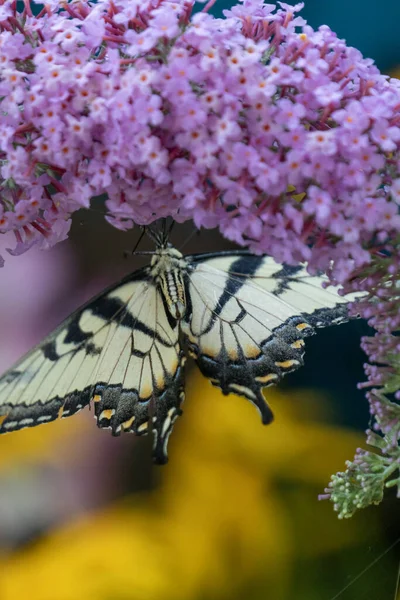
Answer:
181;252;359;424
0;269;185;464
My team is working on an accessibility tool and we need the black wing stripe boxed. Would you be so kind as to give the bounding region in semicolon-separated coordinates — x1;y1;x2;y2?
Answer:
94;283;151;391
193;266;345;326
199;260;327;297
202;255;264;320
271;265;303;296
227;268;343;309
92;295;175;347
190;270;285;333
188;277;277;356
1;281;149;416
63;318;92;345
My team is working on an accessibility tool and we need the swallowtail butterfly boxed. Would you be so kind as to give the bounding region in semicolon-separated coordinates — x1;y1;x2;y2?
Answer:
0;227;360;464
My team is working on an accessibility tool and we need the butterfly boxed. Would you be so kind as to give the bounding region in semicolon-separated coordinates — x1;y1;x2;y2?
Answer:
0;225;361;464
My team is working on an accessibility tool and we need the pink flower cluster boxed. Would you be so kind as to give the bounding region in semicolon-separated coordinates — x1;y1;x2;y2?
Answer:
1;0;400;279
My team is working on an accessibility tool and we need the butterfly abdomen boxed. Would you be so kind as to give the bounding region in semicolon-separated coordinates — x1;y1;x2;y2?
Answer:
158;268;186;317
150;248;187;319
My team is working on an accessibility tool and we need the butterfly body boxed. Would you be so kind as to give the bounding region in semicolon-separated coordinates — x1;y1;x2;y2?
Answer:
0;242;361;464
149;245;187;319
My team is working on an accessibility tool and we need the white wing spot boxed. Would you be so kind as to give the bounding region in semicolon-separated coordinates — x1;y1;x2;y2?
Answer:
228;384;257;400
19;418;34;426
3;421;18;429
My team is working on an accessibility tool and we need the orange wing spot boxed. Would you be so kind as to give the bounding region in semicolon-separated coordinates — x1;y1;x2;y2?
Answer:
155;373;166;389
137;422;148;433
99;408;114;421
296;322;311;331
291;339;305;349
0;414;7;427
93;394;101;403
227;346;239;360
188;350;198;359
167;357;179;375
256;373;279;384
244;345;261;359
275;359;299;369
139;384;152;400
57;406;64;418
122;416;135;430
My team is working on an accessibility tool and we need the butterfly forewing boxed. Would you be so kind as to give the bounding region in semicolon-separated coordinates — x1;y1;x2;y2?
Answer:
0;269;185;464
181;252;358;424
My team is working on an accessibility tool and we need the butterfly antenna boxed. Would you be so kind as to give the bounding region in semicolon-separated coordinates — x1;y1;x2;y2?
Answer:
146;224;162;246
123;227;147;259
167;218;175;240
179;225;201;252
161;217;174;246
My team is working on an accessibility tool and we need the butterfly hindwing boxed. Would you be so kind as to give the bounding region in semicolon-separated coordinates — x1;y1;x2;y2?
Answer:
181;252;354;424
0;269;185;464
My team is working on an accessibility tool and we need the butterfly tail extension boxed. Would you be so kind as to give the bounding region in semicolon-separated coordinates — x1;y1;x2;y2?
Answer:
151;355;186;465
186;339;274;424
